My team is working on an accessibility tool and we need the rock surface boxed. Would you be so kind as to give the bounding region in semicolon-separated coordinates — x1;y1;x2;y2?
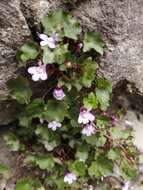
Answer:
0;0;30;124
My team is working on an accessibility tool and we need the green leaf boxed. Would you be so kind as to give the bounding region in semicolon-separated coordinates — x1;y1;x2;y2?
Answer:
43;44;69;65
110;128;131;139
43;100;69;122
25;154;36;164
82;135;97;146
35;126;59;151
18;99;44;127
26;98;44;118
83;134;106;147
36;155;55;171
96;79;112;111
35;126;50;140
96;116;108;128
0;163;10;179
4;133;20;151
15;177;41;190
83;92;98;109
7;76;32;104
96;78;112;93
107;148;121;161
83;32;105;55
81;59;98;88
42;10;81;39
88;161;101;178
88;155;113;178
55;46;71;65
69;160;86;176
76;145;88;162
42;47;55;64
96;89;110;111
62;12;81;39
17;41;39;64
19;115;31;128
95;135;106;147
121;160;138;180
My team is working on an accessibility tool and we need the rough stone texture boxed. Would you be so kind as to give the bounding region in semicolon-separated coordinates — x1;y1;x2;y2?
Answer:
0;0;30;98
0;0;30;124
73;0;143;92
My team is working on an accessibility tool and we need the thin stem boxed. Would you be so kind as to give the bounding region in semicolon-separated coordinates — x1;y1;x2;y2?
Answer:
93;124;135;164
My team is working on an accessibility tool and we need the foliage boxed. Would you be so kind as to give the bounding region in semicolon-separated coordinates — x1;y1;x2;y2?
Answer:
6;10;139;190
0;163;10;179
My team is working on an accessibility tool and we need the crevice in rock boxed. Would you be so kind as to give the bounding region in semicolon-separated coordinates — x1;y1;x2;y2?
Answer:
62;0;88;11
111;79;143;118
19;1;40;42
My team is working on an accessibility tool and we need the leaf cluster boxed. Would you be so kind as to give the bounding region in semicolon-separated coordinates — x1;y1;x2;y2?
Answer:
6;10;139;190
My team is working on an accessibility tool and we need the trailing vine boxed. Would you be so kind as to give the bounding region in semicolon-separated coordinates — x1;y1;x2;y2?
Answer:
3;10;139;190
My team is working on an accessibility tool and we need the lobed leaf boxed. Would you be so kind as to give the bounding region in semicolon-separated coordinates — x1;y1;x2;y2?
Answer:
7;76;32;104
83;32;105;55
17;41;39;64
42;10;81;40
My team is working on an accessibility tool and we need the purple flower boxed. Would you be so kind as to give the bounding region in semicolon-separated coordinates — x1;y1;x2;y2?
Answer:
28;62;47;81
111;115;118;124
78;108;95;124
64;172;77;184
53;88;66;100
39;33;58;49
81;123;95;136
125;120;133;128
48;121;61;131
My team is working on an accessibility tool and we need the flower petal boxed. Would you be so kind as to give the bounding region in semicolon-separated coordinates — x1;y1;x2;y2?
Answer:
32;74;40;81
39;72;48;81
27;67;37;74
40;40;49;46
88;113;95;122
39;34;49;41
78;115;83;124
52;33;58;42
47;39;56;49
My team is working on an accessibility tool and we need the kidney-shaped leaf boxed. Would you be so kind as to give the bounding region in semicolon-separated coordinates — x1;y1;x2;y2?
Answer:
42;10;81;40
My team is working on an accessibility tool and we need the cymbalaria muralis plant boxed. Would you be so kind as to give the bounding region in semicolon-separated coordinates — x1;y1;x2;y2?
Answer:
5;10;139;190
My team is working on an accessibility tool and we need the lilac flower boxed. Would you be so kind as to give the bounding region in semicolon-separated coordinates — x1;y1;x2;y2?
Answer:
81;123;95;136
28;63;47;81
39;119;44;124
102;112;108;116
53;88;66;100
78;108;95;124
64;173;77;184
78;43;83;49
125;120;133;128
122;181;130;190
111;115;118;124
39;33;58;49
48;121;61;131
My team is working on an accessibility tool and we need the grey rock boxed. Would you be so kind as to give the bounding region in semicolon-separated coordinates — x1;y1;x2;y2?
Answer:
73;0;143;91
0;0;30;124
